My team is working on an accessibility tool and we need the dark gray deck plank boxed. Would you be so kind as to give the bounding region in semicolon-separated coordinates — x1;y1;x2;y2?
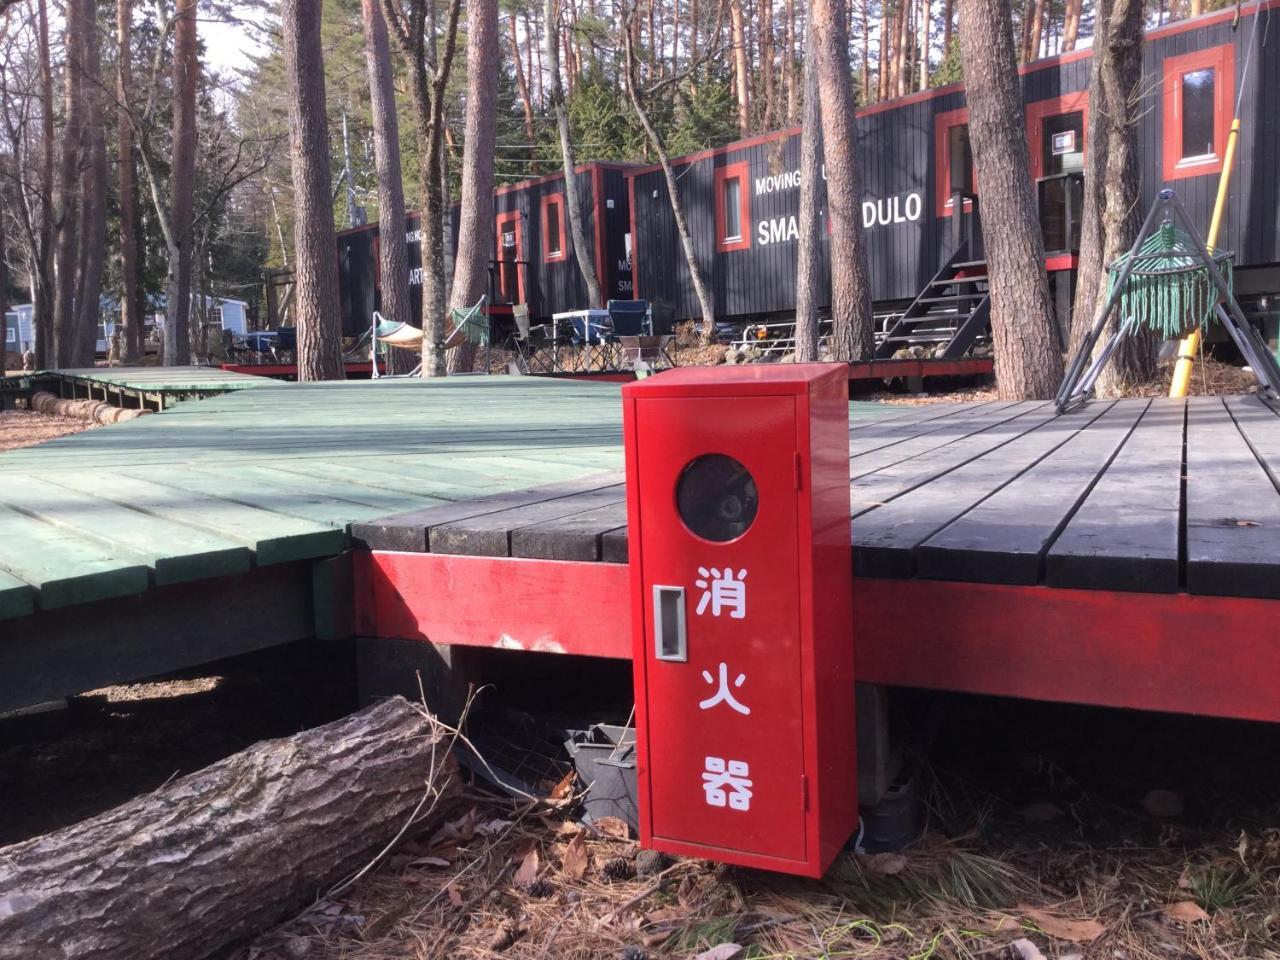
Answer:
349;473;624;553
851;402;1115;578
433;484;626;557
510;499;630;561
1045;399;1185;594
914;400;1147;584
842;402;1005;459
1185;396;1280;598
851;403;1055;516
849;401;1037;479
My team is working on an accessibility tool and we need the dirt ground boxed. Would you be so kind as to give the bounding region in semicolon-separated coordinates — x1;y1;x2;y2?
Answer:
0;408;97;452
231;696;1280;960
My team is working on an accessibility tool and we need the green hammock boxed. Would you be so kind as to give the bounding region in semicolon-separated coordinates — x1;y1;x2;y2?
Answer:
1107;220;1234;340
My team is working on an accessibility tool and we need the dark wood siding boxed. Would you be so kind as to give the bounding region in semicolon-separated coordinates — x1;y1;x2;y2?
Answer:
631;4;1279;322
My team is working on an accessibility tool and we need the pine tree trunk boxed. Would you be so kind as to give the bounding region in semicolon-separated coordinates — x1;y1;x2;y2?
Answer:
117;0;141;362
1061;0;1081;51
0;699;460;960
942;0;953;59
794;51;822;362
164;0;198;367
546;0;602;310
759;0;776;129
730;0;751;134
34;0;54;369
784;0;796;121
812;0;875;360
52;0;85;368
74;0;108;368
957;0;1063;399
509;15;536;141
1070;0;1152;392
861;0;871;103
362;0;415;375
918;0;930;90
1027;0;1047;60
448;0;500;374
282;0;344;380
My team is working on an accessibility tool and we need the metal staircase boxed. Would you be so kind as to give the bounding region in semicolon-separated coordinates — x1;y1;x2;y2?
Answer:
875;192;991;361
875;250;991;360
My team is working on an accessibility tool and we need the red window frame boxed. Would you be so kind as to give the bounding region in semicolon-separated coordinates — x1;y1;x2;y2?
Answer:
1025;91;1089;181
1161;43;1234;182
934;108;974;218
713;161;751;252
494;210;524;304
540;192;567;263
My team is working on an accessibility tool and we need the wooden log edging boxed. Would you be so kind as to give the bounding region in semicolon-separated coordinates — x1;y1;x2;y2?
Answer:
0;697;459;960
31;390;151;424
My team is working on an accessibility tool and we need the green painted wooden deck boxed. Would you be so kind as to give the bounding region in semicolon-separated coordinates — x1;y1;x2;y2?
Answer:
0;377;897;621
48;366;275;393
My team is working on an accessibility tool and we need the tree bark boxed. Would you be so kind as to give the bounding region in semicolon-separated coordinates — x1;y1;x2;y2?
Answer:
362;0;415;374
759;0;776;129
447;0;500;374
794;51;822;362
32;0;55;369
1061;0;1082;50
509;15;536;141
1026;0;1047;60
812;0;875;360
117;0;142;362
546;0;602;310
1069;0;1152;392
784;0;797;121
74;0;108;368
163;0;198;367
918;0;930;90
283;0;345;380
957;0;1062;399
729;0;750;134
0;698;459;960
52;0;85;367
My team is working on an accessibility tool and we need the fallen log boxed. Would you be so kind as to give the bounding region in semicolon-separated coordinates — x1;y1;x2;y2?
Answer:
0;697;459;960
31;390;151;424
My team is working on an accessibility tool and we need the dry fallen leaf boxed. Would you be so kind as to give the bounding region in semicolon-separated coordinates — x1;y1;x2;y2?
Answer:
1163;901;1211;924
1010;938;1048;960
548;771;576;801
694;944;744;960
446;883;464;907
514;846;540;887
594;816;631;841
864;852;908;876
561;834;589;879
1018;905;1106;942
405;856;451;869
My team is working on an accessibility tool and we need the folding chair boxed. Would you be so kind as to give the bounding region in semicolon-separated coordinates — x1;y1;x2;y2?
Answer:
606;300;652;370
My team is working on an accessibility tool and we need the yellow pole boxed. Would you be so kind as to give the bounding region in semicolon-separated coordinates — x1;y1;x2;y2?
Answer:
1170;117;1241;397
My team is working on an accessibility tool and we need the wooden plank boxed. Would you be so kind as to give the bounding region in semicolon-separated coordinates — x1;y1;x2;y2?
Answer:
1184;396;1280;599
915;400;1148;585
0;477;252;586
0;502;150;609
1046;399;1185;594
851;402;1055;515
849;401;1033;479
508;497;629;561
851;403;1115;578
843;401;1008;459
0;568;35;621
45;472;343;565
433;484;626;557
350;473;624;553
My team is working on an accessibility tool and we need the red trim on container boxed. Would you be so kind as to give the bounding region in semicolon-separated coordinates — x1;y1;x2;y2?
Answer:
1161;43;1235;182
492;161;638;196
540;191;567;263
934;107;973;218
714;160;752;252
494;209;524;303
1025;90;1090;180
1045;253;1079;272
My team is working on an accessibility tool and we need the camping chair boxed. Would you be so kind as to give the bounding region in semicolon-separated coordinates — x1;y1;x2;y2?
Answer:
509;304;552;374
606;299;652;368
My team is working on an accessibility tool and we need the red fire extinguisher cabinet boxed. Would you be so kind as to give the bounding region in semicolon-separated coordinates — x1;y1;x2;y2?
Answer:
622;364;858;878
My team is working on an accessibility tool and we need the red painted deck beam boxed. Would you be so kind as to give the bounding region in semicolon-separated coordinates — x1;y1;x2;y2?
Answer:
357;551;1280;723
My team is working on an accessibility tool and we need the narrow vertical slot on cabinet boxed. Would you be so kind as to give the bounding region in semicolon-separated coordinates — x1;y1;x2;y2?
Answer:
653;586;687;662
